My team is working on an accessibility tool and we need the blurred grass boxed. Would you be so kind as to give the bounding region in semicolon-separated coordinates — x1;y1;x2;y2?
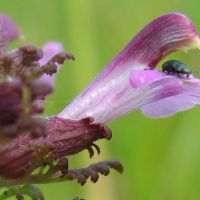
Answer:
1;0;200;199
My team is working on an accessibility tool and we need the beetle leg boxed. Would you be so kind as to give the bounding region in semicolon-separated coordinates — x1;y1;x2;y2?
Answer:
144;66;151;70
177;73;181;78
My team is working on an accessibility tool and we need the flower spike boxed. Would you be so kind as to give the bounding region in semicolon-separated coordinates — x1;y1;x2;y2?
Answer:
0;12;123;200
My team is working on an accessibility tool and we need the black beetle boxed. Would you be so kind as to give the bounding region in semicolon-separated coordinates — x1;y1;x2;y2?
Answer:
162;60;192;77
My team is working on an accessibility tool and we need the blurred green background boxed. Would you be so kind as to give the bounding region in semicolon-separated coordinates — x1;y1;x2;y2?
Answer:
2;0;200;199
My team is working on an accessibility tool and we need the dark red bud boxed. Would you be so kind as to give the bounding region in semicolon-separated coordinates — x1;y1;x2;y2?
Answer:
0;117;111;178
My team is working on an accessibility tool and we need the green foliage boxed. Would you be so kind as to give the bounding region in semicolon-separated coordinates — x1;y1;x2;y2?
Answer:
0;185;44;200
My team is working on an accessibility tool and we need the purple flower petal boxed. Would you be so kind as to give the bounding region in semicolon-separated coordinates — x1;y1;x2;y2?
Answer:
129;70;200;118
58;13;200;123
130;70;166;88
39;42;64;66
141;94;200;118
32;42;64;111
0;14;21;46
38;42;64;87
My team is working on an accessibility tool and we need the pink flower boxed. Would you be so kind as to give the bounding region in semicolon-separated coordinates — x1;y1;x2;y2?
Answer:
38;42;64;87
58;13;200;123
0;14;21;46
0;12;199;193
